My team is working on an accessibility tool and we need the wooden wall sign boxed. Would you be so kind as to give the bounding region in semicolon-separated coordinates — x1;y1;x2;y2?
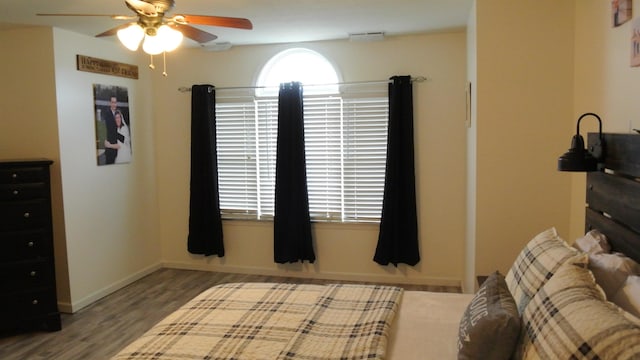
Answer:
77;55;139;79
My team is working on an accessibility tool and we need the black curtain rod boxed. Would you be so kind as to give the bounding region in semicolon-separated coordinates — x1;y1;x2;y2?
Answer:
177;76;428;93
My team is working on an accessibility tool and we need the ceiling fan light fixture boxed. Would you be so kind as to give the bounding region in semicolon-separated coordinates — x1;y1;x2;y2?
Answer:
39;0;253;69
142;33;165;55
157;25;183;52
117;23;144;51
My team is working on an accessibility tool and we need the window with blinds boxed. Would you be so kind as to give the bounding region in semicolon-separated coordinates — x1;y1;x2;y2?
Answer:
215;93;388;222
215;47;388;223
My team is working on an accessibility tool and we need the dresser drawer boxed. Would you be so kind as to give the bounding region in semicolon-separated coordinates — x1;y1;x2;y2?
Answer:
0;183;48;201
0;167;48;184
0;231;50;261
0;199;50;230
0;260;53;291
0;159;59;333
0;289;57;320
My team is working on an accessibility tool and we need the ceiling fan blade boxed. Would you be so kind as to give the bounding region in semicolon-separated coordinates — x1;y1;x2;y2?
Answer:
96;23;132;38
174;15;252;30
37;13;136;20
173;24;218;43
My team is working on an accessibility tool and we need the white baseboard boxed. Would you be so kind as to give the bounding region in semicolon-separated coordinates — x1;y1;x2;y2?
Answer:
58;262;162;313
58;261;463;313
162;261;462;288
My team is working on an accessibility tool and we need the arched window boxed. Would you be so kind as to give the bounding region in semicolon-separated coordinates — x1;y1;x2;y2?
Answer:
255;48;340;97
216;48;389;223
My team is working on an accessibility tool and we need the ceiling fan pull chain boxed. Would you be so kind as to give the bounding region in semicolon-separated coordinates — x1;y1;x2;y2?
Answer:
149;54;156;70
162;51;168;77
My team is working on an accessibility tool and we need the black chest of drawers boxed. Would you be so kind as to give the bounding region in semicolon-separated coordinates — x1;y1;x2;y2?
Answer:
0;160;61;332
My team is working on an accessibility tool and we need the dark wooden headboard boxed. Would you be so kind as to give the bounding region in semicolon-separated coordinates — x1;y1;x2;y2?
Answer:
586;133;640;264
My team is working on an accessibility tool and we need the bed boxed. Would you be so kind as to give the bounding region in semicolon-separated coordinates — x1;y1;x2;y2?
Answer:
113;133;640;359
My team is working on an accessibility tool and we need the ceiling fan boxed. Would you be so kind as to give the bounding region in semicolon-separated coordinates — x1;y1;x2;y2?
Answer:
38;0;253;54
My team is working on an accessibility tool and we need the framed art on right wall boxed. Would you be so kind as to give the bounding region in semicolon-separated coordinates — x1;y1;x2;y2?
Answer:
613;0;632;27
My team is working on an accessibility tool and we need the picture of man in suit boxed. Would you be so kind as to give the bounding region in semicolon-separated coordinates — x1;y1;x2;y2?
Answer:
103;96;119;164
94;84;132;166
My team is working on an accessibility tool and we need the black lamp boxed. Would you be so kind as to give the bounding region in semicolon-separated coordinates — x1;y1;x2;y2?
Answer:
557;112;604;172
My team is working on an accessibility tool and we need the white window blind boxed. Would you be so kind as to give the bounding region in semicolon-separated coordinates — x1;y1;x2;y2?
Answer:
304;96;343;220
343;96;389;222
255;99;278;218
215;92;388;222
215;101;258;219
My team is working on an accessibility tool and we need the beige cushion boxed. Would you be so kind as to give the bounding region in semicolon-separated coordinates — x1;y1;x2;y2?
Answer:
505;227;582;313
612;275;640;319
457;271;520;360
518;261;640;360
589;252;640;299
573;229;611;254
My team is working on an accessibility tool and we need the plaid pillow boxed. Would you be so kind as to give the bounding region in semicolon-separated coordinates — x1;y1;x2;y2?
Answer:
518;261;640;359
505;227;582;314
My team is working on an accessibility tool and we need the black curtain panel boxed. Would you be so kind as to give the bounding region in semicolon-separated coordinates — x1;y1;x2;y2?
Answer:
187;84;224;257
273;82;316;264
374;76;420;266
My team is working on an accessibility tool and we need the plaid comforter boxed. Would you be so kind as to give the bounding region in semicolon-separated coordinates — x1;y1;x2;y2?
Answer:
112;283;403;360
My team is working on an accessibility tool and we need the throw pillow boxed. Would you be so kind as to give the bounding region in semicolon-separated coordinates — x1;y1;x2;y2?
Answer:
505;227;583;313
612;275;640;319
589;252;640;299
518;261;640;359
573;229;611;254
457;271;521;360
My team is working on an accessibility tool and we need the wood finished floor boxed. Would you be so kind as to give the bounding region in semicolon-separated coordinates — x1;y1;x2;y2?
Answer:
0;268;461;359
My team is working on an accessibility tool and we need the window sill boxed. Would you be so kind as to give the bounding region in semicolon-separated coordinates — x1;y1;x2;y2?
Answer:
222;218;380;230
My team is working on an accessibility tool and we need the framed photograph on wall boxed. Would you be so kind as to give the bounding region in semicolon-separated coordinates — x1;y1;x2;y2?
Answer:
613;0;632;27
93;84;132;166
631;18;640;67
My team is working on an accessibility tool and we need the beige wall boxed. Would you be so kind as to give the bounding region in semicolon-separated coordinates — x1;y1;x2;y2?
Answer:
470;0;640;289
0;27;71;304
465;2;478;292
472;0;576;278
0;26;163;312
50;28;162;311
153;32;468;286
570;0;640;241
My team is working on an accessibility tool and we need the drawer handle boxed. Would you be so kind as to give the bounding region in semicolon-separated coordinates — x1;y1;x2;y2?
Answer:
12;190;19;195
12;173;18;179
30;271;37;277
27;241;35;247
23;212;30;218
32;299;39;305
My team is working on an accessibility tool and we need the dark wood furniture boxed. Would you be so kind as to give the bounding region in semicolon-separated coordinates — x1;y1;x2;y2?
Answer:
587;133;640;265
0;159;61;332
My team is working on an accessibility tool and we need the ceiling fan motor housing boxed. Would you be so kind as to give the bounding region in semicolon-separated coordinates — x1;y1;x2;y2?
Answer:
146;0;175;14
134;0;176;32
126;0;175;17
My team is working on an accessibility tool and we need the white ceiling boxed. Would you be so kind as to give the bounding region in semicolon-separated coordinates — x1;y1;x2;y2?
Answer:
0;0;472;49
